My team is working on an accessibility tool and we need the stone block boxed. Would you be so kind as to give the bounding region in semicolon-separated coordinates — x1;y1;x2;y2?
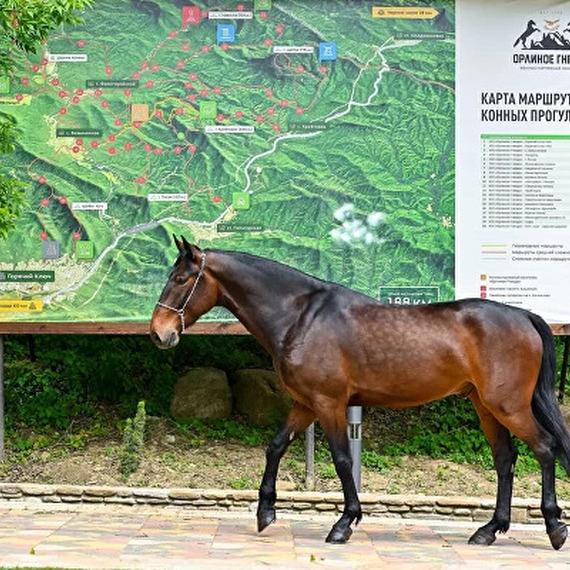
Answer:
231;369;292;426
171;367;232;420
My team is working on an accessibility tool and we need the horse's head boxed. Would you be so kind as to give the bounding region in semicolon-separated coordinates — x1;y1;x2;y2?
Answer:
150;236;217;348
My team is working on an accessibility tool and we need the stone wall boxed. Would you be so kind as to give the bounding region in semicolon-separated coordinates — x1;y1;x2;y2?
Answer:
0;483;568;525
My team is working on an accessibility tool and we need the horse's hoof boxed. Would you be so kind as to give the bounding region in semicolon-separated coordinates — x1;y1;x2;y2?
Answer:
468;528;496;546
548;523;567;551
257;508;276;533
325;525;353;544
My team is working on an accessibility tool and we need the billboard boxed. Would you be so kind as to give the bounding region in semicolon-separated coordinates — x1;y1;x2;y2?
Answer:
1;0;456;326
456;0;570;323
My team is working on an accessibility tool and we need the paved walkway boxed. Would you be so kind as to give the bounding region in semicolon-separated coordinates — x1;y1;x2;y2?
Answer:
0;505;568;569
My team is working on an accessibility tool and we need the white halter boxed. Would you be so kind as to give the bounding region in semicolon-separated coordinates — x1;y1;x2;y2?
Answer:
156;252;206;333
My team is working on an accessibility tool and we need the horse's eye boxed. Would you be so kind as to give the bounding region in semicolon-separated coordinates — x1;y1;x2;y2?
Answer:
174;275;186;284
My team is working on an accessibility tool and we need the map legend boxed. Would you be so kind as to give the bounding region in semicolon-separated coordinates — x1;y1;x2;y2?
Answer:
481;135;570;230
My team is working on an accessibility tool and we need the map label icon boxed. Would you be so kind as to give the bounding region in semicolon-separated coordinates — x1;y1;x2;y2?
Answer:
131;103;149;123
42;241;61;260
76;241;95;260
217;24;235;44
319;42;338;61
182;6;201;25
232;192;251;210
200;101;218;119
0;300;44;313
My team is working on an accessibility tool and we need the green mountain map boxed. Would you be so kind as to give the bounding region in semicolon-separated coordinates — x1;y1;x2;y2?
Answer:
0;0;455;323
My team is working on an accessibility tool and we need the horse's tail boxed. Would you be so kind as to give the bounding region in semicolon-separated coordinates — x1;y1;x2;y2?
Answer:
514;36;521;47
528;311;570;475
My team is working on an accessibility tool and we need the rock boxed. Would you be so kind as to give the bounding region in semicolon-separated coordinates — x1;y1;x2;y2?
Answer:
231;369;293;426
171;367;232;420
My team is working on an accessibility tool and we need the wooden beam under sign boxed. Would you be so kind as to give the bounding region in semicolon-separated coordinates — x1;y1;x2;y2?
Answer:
0;321;249;335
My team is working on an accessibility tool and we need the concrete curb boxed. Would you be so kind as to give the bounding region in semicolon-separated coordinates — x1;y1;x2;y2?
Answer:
1;482;569;525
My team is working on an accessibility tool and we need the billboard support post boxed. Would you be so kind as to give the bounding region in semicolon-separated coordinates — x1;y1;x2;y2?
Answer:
347;406;362;492
0;335;4;462
305;422;315;490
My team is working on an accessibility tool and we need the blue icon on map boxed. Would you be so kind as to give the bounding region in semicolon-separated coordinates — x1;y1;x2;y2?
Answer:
319;42;337;61
217;24;235;44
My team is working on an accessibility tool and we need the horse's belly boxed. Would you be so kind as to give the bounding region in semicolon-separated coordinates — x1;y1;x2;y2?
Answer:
349;351;472;408
351;378;471;408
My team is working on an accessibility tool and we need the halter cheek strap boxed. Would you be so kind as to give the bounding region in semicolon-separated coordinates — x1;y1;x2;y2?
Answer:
157;252;206;333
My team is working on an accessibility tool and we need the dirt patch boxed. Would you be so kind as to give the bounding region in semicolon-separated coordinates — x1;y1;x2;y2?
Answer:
2;413;570;501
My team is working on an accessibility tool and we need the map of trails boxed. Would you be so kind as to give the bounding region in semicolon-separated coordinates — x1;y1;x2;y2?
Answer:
0;0;455;323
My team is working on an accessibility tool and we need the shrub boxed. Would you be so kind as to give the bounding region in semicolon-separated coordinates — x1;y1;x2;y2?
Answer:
119;401;146;480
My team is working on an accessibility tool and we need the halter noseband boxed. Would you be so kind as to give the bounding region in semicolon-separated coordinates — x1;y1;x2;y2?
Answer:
156;252;206;333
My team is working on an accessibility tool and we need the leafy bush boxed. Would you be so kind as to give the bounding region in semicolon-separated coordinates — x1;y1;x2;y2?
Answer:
382;398;493;466
119;401;146;480
4;359;85;429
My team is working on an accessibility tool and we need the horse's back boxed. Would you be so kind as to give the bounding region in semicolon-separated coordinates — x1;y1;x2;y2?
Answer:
279;294;544;409
352;298;543;407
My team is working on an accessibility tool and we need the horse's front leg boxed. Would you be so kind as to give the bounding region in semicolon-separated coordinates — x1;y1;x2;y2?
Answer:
318;401;362;544
257;402;315;533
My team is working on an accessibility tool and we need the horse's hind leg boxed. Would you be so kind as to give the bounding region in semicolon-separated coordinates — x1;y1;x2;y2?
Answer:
537;430;567;550
480;399;567;550
317;400;362;543
468;392;518;546
257;402;315;533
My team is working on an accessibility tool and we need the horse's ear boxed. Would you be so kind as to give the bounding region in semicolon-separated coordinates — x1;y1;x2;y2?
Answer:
173;234;183;253
180;235;201;262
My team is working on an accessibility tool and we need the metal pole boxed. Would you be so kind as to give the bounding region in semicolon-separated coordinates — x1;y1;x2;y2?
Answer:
347;406;362;492
0;335;4;462
559;336;569;403
305;422;315;490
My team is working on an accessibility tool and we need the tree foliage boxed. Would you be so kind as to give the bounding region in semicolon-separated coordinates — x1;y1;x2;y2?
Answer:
0;0;92;75
0;0;92;238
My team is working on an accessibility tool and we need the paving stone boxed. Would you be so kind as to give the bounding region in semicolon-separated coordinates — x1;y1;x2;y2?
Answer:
387;505;410;513
437;497;480;507
105;497;136;505
132;489;169;500
0;485;21;495
314;503;336;511
83;487;117;498
168;489;203;500
511;508;529;523
56;486;83;496
0;508;566;568
472;508;493;522
411;505;434;513
20;485;56;496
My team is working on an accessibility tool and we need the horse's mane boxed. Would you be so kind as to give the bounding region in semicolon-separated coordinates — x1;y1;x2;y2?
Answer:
213;249;332;289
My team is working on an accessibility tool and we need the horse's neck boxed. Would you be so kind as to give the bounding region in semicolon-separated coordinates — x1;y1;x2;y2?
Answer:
210;251;318;353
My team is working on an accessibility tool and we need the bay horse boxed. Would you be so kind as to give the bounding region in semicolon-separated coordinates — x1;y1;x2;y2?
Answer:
150;236;570;550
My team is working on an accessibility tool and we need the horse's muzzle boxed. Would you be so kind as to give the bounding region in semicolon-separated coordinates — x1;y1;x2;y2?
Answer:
150;329;179;349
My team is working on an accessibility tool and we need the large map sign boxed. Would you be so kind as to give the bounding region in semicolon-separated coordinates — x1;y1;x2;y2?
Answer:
0;0;455;325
